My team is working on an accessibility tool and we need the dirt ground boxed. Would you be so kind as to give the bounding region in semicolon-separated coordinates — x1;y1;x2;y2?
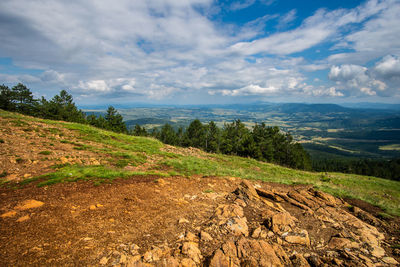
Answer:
1;175;399;266
0;175;240;266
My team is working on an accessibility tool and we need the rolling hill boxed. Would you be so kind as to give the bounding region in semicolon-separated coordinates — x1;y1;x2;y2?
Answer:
1;109;400;266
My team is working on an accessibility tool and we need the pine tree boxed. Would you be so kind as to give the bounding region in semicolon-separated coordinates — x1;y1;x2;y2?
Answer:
105;106;127;133
0;85;15;111
11;83;37;114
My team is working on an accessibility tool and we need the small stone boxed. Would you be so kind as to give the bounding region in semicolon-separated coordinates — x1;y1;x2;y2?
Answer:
290;254;310;267
328;237;359;249
119;254;127;264
23;173;31;178
96;204;104;208
371;246;385;258
185;232;198;242
156;178;167;186
252;227;262;238
82;237;93;241
181;242;202;264
180;258;197;267
89;205;96;210
15;200;44;210
16;215;30;222
260;230;268;239
179;218;189;224
99;257;108;265
283;230;310;246
382;257;398;264
200;231;213;242
109;218;115;223
1;211;17;218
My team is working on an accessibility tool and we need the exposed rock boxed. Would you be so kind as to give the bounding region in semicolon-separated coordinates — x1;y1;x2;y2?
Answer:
234;180;259;203
371;246;385;258
283;230;310;246
185;231;198;242
256;188;284;202
314;190;339;206
181;242;202;264
290;254;311;267
350;206;382;227
252;226;262;238
200;231;213;242
180;258;197;267
99;257;108;265
382;257;399;264
143;246;163;262
226;216;249;236
288;190;319;209
328;237;359;250
266;211;297;235
236;237;283;267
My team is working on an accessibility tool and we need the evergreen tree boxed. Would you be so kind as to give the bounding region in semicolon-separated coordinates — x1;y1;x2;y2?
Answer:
0;85;15;111
205;121;220;153
132;124;148;136
11;83;37;114
159;123;177;145
105;106;127;133
183;119;206;148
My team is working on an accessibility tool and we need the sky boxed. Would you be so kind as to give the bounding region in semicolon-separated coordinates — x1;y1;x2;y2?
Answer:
1;0;400;105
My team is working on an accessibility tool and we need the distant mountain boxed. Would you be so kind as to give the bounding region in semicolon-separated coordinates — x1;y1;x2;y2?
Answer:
340;102;400;110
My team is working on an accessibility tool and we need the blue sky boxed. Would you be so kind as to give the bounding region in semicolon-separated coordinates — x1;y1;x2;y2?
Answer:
1;0;400;105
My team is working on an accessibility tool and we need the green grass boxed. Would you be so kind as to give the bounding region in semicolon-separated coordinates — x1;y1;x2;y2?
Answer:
2;109;400;216
38;151;52;155
24;165;171;187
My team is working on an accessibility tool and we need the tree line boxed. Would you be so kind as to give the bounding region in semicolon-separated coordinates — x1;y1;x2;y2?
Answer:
0;83;127;133
313;157;400;181
133;119;312;170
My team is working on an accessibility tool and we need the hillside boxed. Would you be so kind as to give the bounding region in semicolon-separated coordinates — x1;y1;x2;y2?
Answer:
1;110;400;266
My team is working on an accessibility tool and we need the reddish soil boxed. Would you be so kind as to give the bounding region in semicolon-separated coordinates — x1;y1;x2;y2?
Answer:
0;175;240;266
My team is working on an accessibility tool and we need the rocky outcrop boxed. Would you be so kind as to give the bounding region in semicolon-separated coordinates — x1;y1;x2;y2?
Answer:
103;181;398;266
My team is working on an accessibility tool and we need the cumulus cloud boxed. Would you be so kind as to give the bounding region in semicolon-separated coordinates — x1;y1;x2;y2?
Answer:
0;0;399;102
327;62;398;96
374;55;400;79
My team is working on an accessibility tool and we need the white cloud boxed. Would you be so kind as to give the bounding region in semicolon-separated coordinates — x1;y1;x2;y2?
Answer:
229;1;389;56
328;64;368;82
230;0;256;11
277;9;297;28
307;86;344;97
0;0;399;102
360;87;376;96
327;63;395;96
220;84;278;96
374;55;400;79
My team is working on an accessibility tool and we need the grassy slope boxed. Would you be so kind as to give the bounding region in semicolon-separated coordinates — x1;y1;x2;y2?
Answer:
1;110;400;216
